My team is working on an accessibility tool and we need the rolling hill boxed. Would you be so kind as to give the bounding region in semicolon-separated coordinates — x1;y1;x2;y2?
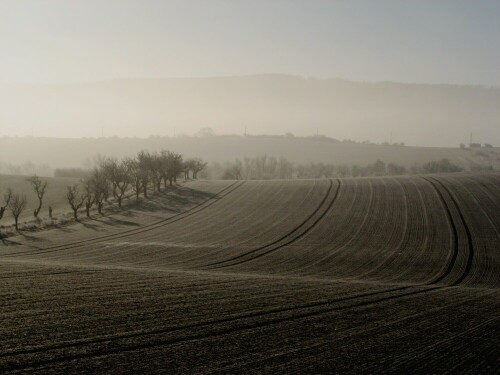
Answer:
1;75;499;147
0;172;498;373
1;135;499;174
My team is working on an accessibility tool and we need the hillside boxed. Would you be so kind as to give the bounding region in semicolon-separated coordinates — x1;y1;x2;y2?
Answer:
0;174;79;225
1;135;499;175
1;75;499;147
0;173;498;372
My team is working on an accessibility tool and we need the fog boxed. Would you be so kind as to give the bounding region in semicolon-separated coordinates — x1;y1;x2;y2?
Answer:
1;75;499;147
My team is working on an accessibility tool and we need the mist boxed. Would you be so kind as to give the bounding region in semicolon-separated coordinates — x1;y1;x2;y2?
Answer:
1;75;499;147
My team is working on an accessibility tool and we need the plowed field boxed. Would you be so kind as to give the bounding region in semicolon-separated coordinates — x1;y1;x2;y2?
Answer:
1;174;499;373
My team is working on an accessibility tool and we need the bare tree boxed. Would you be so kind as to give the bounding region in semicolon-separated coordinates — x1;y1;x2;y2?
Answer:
66;184;85;220
90;168;108;214
82;177;95;217
27;175;48;219
100;158;119;199
161;151;183;186
137;151;151;198
8;193;27;230
124;157;143;201
0;188;13;222
222;160;242;180
114;161;131;208
190;158;207;179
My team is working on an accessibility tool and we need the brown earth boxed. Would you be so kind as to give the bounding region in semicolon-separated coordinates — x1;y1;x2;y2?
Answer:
0;173;499;373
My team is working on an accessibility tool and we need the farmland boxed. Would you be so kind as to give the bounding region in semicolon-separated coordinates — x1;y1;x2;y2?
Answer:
0;173;499;373
0;175;79;225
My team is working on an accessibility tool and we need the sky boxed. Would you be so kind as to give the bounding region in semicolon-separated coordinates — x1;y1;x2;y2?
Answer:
1;0;499;85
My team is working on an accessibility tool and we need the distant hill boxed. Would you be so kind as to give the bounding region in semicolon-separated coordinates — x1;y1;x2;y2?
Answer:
0;135;498;175
1;75;499;146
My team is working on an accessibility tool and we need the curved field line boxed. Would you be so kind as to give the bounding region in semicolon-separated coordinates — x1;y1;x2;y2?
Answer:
3;181;244;258
357;178;410;278
0;177;484;371
462;176;500;239
205;179;340;269
421;177;460;285
278;179;374;272
429;177;474;286
1;285;441;371
291;177;375;275
423;177;474;286
212;289;498;373
153;181;322;267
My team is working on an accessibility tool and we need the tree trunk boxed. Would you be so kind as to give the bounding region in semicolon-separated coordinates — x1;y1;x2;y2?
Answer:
98;202;103;214
14;217;19;231
86;203;90;217
169;177;173;186
117;196;122;208
35;198;42;219
73;210;78;220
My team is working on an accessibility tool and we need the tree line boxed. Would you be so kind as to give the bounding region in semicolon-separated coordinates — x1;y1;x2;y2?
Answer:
0;151;207;231
64;151;206;219
204;156;466;180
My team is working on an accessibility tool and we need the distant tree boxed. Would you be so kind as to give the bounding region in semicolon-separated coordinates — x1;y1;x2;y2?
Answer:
136;151;152;198
222;160;242;180
484;143;493;148
195;127;215;137
277;157;294;179
124;157;143;201
0;188;13;222
66;184;85;220
351;164;365;177
100;158;120;199
113;161;131;208
333;165;348;178
90;168;108;214
422;158;463;174
8;193;27;230
191;158;207;179
372;160;387;176
166;151;184;185
81;177;95;217
387;163;407;176
27;175;48;219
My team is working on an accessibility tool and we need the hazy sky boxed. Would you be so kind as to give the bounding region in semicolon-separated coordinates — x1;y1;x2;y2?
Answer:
1;0;499;85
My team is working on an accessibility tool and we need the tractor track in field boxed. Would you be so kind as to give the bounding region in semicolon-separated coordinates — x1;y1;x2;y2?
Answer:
423;177;474;286
1;284;442;372
2;181;244;258
205;178;340;269
0;176;491;372
209;289;499;374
